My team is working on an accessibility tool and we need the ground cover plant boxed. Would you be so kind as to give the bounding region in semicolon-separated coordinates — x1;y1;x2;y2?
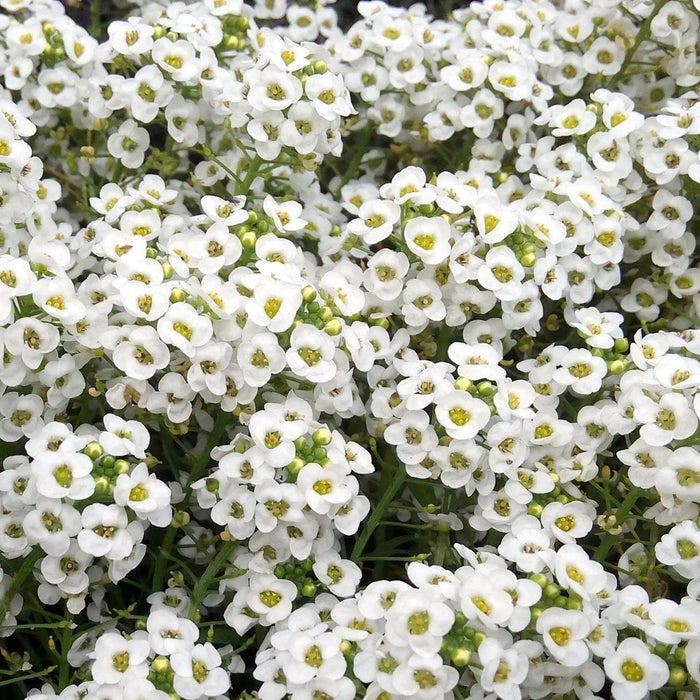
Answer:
0;0;700;697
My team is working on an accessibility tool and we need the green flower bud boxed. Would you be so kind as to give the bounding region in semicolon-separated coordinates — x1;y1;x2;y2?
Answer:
609;359;627;374
169;288;188;303
528;573;548;588
94;476;111;496
566;595;583;610
527;502;543;517
520;252;536;267
240;230;257;248
152;656;170;673
450;648;472;667
302;286;317;302
83;441;104;460
325;319;342;336
171;511;190;528
312;428;332;446
301;581;317;597
455;377;472;392
472;632;486;648
114;459;131;475
477;381;494;397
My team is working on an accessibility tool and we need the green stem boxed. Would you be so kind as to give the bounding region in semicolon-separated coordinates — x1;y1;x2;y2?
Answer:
351;460;406;562
608;0;666;90
111;160;124;185
0;667;57;688
434;491;454;567
236;155;264;196
340;123;372;188
183;411;231;508
88;0;102;37
152;525;178;594
196;147;242;189
594;485;644;563
377;521;427;529
58;615;72;691
0;548;42;629
188;540;236;619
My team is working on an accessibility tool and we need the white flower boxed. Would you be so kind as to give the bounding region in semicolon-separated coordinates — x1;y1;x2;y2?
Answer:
210;482;256;539
238;332;286;388
403;216;452;266
459;569;513;628
287;324;337;383
171;642;230;699
536;608;594;667
636;392;698;446
5;318;60;370
114;463;172;527
113;325;170;381
305;72;354;120
246;573;298;624
263;195;307;232
648;597;700;644
0;393;44;441
312;551;361;597
603;637;668;700
254;481;304;532
348;199;401;245
296;462;352;515
107;119;150;169
477;247;525;301
40;540;91;595
655;520;700;578
147;608;199;656
151;38;199;82
107;19;155;56
90;631;150;685
497;515;553;573
478;638;533;699
23;499;81;556
552;348;608;394
78;504;142;560
435;391;491;440
99;414;150;459
393;653;459;697
32;451;95;501
385;590;454;657
157;302;213;358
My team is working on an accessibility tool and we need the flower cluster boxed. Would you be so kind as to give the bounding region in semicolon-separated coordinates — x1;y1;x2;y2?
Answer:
0;0;699;698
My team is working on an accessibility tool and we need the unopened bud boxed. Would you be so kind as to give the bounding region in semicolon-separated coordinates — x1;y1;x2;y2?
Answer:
169;288;188;303
312;427;332;446
83;441;104;460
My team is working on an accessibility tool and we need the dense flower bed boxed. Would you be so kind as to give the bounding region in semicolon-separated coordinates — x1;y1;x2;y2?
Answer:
0;0;700;698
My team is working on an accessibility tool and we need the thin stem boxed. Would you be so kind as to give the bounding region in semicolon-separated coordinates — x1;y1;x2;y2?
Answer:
58;616;72;691
594;485;644;563
0;548;42;628
236;155;264;196
0;667;57;688
608;0;666;90
152;525;178;594
188;540;236;619
434;491;454;567
183;411;231;508
351;459;406;562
